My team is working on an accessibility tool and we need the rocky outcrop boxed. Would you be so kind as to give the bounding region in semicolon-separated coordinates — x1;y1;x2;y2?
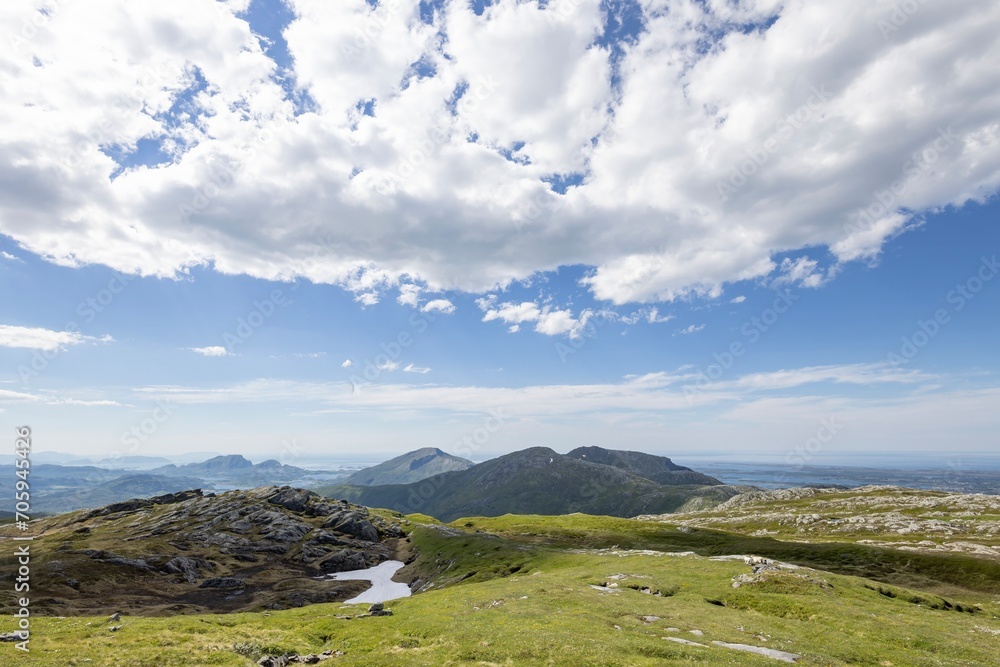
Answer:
257;651;341;666
3;486;409;615
638;486;1000;561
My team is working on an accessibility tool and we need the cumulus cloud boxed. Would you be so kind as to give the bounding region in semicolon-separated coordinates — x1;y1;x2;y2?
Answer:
478;298;589;337
190;346;232;357
397;284;421;307
679;324;706;335
1;0;998;313
421;298;455;314
1;250;21;261
0;325;111;351
730;296;747;304
341;359;354;368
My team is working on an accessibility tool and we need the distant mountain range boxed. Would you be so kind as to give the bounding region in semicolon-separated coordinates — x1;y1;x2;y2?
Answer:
0;455;344;515
2;447;737;520
152;454;312;483
320;446;744;521
341;447;473;486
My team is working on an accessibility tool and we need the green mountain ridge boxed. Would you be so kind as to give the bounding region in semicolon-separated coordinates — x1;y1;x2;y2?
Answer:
341;447;473;486
320;446;746;521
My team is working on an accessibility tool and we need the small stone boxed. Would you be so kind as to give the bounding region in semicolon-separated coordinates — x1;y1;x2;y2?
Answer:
108;612;121;622
689;629;704;636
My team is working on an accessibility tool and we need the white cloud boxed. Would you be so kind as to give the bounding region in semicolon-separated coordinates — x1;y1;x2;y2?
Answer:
0;0;998;310
341;359;353;368
0;388;41;402
679;324;706;335
646;307;673;324
1;250;21;262
478;298;591;337
403;363;431;374
482;298;595;337
730;296;747;304
397;284;421;308
46;398;124;407
535;308;580;336
127;363;949;416
481;300;542;325
190;346;231;357
375;360;399;372
773;257;828;288
421;298;455;314
355;292;380;306
0;325;111;351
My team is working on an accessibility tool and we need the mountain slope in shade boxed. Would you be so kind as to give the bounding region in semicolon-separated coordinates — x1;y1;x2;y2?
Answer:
566;446;724;486
342;448;473;486
322;447;746;521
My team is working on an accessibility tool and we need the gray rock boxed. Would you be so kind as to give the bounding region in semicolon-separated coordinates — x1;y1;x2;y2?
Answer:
322;512;379;542
711;641;800;662
665;637;707;647
199;577;246;590
319;549;372;573
163;556;215;584
258;656;290;667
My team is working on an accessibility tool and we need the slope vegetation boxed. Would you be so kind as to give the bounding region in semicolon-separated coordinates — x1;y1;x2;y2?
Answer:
321;447;745;521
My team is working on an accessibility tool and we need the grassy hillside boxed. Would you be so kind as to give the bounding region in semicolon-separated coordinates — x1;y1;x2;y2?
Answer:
3;511;999;666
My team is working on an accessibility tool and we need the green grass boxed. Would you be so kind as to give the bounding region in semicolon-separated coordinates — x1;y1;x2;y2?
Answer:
4;513;1000;666
459;513;1000;595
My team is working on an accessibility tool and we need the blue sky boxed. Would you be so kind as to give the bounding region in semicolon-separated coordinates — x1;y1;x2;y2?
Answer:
2;0;999;467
